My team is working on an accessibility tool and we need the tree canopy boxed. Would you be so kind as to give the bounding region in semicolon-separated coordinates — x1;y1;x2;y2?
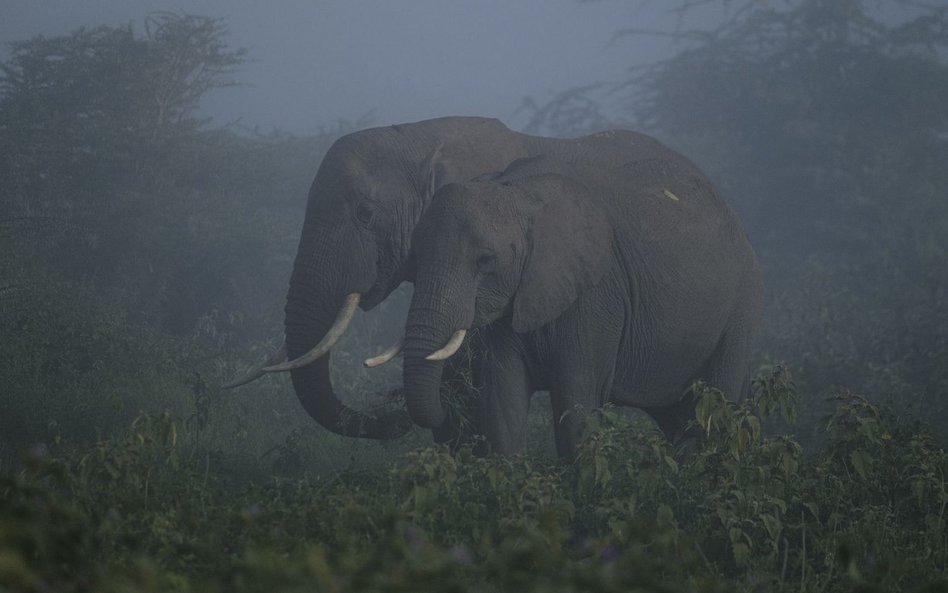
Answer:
0;14;338;447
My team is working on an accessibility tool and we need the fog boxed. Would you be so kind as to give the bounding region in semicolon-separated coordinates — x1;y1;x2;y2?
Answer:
3;1;948;588
1;0;718;131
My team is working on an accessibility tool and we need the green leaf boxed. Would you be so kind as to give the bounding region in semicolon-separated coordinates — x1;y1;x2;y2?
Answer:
594;452;612;489
732;542;751;566
850;450;871;480
657;503;675;527
761;513;782;542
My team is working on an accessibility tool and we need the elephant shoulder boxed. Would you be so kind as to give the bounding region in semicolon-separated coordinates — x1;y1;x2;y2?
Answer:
494;155;591;185
395;116;511;140
578;128;666;153
514;172;596;202
494;155;554;179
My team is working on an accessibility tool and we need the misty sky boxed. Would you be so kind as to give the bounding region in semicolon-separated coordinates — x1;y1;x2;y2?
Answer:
1;0;717;134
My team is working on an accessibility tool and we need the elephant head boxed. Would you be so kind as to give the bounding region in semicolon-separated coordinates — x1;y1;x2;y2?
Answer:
225;117;531;439
401;173;615;429
274;133;436;439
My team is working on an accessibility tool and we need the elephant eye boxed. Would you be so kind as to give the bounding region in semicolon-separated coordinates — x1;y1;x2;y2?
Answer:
355;202;375;226
476;253;497;272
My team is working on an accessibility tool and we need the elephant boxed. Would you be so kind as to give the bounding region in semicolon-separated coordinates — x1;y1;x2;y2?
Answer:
400;154;763;457
225;116;747;445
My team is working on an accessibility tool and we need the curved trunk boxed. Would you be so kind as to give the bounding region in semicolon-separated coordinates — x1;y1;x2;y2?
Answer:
283;228;408;440
402;274;471;430
288;357;407;439
402;331;450;429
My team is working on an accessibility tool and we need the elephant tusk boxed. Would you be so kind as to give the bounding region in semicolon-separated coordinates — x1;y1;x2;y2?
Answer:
221;344;287;388
363;338;404;368
425;329;467;362
263;293;361;372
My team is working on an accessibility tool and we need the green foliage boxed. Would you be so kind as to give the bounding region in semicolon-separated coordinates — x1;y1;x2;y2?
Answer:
2;378;947;592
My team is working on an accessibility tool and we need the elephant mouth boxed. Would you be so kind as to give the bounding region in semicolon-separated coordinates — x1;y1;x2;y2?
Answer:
230;254;405;380
361;257;407;310
360;283;389;310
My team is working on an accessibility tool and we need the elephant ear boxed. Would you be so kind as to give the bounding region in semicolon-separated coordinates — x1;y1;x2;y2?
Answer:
512;177;615;333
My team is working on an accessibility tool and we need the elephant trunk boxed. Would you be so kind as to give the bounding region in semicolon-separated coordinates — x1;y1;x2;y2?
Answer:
283;230;408;440
402;329;450;429
402;274;472;429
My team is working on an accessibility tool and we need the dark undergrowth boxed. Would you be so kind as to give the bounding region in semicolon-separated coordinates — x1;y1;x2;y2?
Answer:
2;368;946;593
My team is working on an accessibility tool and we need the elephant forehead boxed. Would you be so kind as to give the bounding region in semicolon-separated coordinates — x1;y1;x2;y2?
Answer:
436;189;515;232
458;182;521;214
326;148;410;201
440;213;522;259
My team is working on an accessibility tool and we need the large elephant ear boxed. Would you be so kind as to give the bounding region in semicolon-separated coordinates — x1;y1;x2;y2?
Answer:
512;176;614;333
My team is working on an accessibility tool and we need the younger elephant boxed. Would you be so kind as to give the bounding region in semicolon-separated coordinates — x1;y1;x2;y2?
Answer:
401;157;763;457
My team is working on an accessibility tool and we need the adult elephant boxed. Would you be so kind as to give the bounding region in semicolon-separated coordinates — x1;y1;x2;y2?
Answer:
401;155;763;456
227;116;714;442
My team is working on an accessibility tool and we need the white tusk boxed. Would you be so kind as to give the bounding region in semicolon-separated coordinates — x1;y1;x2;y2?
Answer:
425;329;467;361
364;338;404;368
221;344;287;389
263;293;360;372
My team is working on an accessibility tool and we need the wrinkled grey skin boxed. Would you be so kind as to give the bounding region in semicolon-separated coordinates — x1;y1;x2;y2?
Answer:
281;116;713;442
404;154;763;457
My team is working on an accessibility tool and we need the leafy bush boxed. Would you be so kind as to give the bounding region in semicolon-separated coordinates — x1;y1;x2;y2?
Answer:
2;372;947;592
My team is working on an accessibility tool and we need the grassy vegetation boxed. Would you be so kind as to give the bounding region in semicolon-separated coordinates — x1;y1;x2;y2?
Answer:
2;370;947;592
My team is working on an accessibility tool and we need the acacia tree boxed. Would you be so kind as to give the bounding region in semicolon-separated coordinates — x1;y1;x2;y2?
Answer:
0;13;245;202
0;14;253;296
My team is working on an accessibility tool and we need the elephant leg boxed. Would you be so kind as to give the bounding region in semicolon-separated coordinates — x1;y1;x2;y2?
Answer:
645;395;698;444
477;329;534;455
702;301;761;403
651;298;761;446
548;353;617;458
549;383;608;459
547;304;623;458
644;333;749;445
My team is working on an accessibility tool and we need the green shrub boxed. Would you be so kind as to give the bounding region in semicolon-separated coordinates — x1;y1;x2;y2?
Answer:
3;372;946;592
